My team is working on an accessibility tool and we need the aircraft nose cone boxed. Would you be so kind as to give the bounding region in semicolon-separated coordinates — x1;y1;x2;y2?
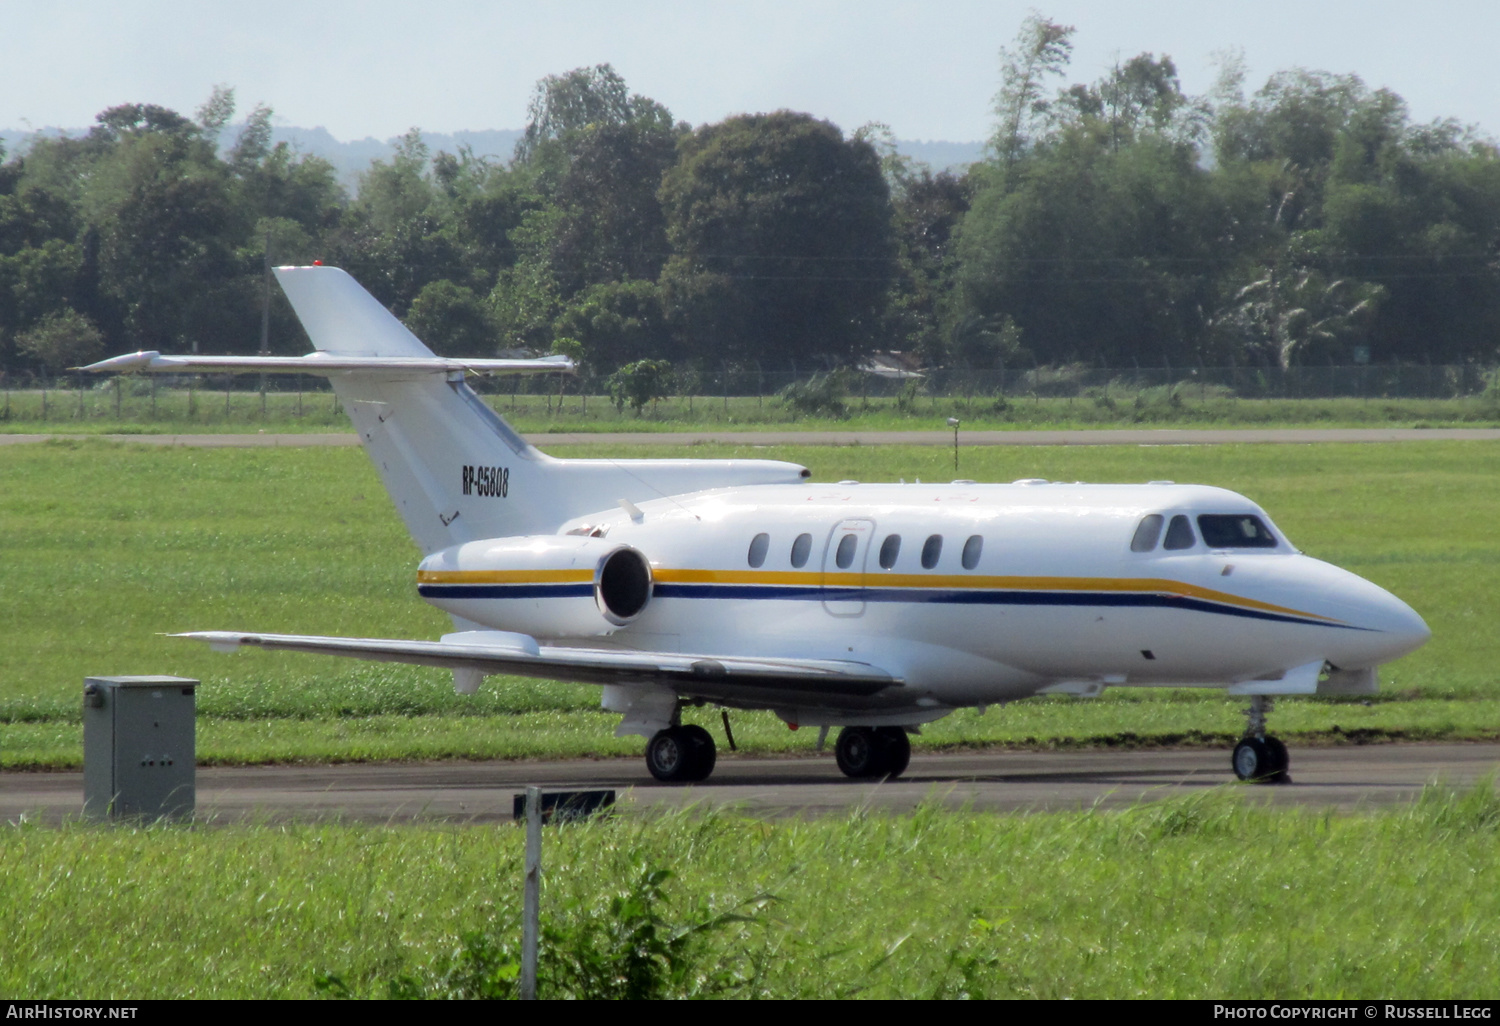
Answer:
1379;594;1431;659
1330;574;1431;667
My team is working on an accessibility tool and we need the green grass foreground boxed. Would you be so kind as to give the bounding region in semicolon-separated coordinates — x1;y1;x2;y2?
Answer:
1;437;1496;767
4;383;1500;434
4;786;1499;998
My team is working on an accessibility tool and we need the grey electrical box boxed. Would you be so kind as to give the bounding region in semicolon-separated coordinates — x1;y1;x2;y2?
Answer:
83;676;197;821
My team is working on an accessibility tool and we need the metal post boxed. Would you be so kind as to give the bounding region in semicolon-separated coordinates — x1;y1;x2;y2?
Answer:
948;417;960;473
260;228;271;414
521;785;541;1000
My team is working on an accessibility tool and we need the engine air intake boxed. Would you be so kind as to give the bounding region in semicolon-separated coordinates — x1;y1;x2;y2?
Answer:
597;547;653;624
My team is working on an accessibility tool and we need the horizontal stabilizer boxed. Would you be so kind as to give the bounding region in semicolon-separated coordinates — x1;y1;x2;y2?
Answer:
173;630;902;701
78;351;573;377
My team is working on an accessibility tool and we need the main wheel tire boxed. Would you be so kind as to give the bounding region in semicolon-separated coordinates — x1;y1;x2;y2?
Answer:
875;727;911;779
1232;737;1273;782
679;724;717;782
646;728;691;782
835;727;883;778
1263;736;1290;784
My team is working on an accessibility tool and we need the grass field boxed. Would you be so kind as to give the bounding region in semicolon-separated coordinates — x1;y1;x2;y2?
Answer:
3;436;1497;1001
1;437;1496;768
4;381;1500;434
3;784;1499;998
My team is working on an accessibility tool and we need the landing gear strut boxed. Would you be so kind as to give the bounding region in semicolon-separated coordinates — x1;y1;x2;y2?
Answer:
834;726;911;779
1232;695;1290;784
646;724;717;783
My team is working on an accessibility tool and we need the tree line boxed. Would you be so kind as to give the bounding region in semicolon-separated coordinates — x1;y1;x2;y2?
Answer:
3;15;1498;383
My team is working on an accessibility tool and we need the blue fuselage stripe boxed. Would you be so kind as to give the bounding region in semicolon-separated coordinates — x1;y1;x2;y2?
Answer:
417;581;1365;630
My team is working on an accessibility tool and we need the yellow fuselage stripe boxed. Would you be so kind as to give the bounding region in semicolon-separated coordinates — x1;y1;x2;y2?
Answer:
417;566;1336;623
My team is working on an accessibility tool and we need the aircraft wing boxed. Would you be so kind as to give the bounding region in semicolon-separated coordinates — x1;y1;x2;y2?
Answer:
173;630;903;701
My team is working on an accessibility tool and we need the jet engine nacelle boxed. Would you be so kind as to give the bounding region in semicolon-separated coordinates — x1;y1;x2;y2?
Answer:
417;535;653;638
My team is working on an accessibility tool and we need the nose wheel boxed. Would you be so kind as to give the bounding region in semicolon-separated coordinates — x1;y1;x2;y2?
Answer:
835;726;911;779
1233;697;1290;784
645;724;717;782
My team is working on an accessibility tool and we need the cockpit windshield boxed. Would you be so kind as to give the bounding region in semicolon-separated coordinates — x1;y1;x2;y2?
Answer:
1197;514;1277;549
1130;512;1280;552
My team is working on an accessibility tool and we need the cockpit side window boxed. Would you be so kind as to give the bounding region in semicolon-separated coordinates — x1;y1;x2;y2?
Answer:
1198;514;1278;549
1162;514;1196;550
1130;514;1164;552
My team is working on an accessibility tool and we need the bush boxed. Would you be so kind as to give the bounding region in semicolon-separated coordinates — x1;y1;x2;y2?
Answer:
317;860;771;1000
778;368;857;419
606;359;675;414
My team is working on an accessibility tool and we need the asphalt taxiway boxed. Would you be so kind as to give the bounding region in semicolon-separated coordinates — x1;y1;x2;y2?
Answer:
5;743;1496;824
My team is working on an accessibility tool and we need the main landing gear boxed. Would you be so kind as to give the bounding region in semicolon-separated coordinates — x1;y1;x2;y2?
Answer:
1232;695;1290;784
645;724;717;783
640;714;912;784
834;726;911;780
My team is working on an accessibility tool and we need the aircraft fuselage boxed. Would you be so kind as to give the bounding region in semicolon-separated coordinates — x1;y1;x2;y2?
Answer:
416;479;1430;714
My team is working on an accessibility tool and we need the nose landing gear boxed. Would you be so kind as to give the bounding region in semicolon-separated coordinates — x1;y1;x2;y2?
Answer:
1232;696;1290;784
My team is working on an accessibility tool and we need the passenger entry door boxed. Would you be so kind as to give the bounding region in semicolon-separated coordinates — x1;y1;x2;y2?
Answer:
821;518;874;616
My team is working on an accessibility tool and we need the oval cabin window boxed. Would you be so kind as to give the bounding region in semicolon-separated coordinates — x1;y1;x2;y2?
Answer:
790;533;812;568
878;534;901;569
835;533;858;569
961;535;984;570
921;534;943;569
747;533;770;568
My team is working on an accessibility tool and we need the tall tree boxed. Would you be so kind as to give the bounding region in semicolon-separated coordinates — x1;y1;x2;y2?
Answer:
990;14;1075;177
658;112;896;368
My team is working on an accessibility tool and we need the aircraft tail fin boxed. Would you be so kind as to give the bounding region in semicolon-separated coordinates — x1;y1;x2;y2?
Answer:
82;265;810;555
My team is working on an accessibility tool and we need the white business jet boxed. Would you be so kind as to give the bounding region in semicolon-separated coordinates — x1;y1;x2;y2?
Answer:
84;266;1431;785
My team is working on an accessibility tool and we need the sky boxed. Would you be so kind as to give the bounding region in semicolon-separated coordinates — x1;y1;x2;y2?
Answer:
4;1;1498;145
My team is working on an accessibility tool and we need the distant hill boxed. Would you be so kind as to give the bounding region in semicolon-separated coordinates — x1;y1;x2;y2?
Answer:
1;124;985;192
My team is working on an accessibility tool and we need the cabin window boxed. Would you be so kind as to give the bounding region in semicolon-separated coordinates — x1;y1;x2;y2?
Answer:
1130;514;1164;552
835;533;858;569
790;532;812;568
747;533;770;568
1163;514;1196;550
921;534;943;569
878;534;901;569
1198;514;1278;549
961;535;984;570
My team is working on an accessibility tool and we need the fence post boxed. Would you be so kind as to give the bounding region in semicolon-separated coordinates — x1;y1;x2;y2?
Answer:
521;785;541;1000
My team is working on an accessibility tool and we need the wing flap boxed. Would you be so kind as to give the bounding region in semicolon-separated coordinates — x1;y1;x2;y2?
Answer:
173;630;901;698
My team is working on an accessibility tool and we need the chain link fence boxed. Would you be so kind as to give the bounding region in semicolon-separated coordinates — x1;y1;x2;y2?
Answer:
1;363;1495;425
